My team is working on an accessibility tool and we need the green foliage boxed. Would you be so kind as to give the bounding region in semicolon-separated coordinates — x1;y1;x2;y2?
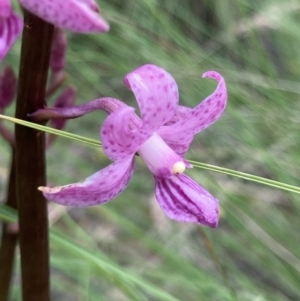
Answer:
1;0;300;300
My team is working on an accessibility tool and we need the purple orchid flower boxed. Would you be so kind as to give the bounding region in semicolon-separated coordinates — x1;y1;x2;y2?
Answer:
0;0;109;62
39;64;227;227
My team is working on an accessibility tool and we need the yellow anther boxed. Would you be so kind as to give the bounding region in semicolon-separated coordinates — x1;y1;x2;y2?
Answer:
172;161;186;174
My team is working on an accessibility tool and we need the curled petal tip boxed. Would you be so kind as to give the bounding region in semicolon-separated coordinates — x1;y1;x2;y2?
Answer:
202;71;223;82
160;69;227;153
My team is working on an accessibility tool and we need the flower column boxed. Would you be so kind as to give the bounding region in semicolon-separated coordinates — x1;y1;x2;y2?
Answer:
14;10;54;301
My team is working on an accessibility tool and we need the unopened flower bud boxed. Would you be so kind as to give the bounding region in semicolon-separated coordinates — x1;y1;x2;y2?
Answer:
50;28;67;73
50;86;76;130
0;9;23;62
0;65;17;110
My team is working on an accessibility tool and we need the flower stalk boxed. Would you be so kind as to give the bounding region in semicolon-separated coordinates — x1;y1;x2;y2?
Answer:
14;10;54;301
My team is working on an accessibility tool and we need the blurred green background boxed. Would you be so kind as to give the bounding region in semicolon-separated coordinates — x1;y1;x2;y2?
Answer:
1;0;300;300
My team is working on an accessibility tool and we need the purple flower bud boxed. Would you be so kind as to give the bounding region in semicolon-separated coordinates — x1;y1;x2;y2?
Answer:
50;86;76;130
0;8;23;62
50;28;67;73
0;65;17;110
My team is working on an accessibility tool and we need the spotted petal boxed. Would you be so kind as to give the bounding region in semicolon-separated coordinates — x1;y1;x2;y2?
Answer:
165;71;227;137
0;11;23;62
39;156;135;206
158;71;227;155
101;106;151;160
19;0;109;33
124;64;179;132
165;105;192;126
155;173;219;227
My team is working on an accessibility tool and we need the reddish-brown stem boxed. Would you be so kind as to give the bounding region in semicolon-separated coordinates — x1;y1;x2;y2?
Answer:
14;10;54;301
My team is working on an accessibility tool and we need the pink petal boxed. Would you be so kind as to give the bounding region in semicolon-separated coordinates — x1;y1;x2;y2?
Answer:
165;105;192;126
167;71;227;137
157;127;192;157
158;71;227;155
101;106;151;160
160;106;192;155
19;0;109;33
124;64;179;132
39;156;135;206
0;11;23;61
155;174;219;227
0;0;11;18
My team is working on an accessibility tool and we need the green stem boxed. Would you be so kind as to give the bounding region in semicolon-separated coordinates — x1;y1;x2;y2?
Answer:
14;10;54;301
0;152;17;301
